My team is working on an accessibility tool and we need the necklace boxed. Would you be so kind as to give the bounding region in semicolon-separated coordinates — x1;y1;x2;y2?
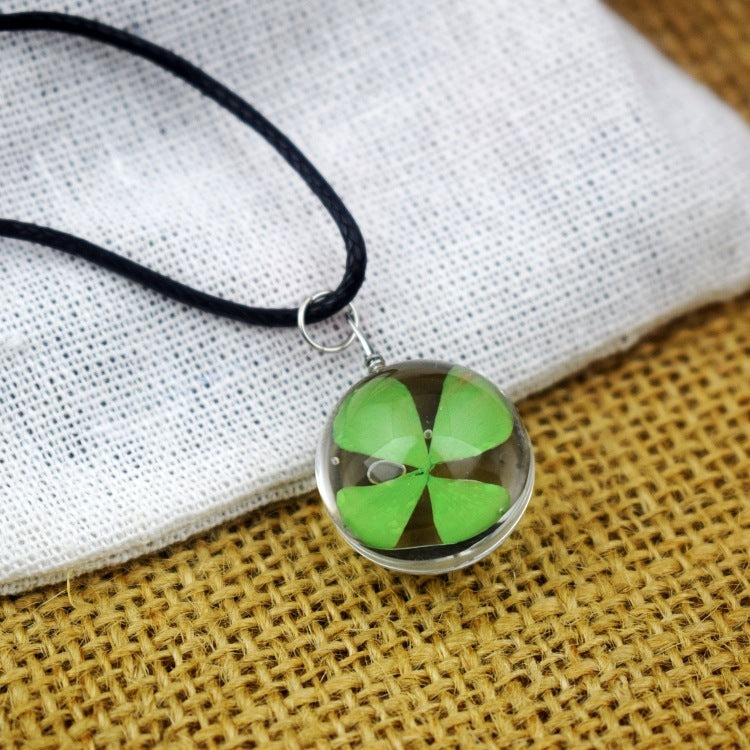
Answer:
0;12;534;575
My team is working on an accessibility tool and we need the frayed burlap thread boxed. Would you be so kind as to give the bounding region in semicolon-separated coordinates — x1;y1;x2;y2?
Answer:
2;3;750;749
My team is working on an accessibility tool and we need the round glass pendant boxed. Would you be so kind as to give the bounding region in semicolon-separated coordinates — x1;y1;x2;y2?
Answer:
316;360;534;574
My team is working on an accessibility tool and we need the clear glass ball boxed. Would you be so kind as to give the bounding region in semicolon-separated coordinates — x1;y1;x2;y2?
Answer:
316;360;534;573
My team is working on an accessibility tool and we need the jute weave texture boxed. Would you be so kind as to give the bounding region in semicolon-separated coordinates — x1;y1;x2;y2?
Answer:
2;3;750;748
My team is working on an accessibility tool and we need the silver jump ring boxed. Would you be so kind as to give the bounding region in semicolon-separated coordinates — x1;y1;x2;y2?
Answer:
298;290;360;353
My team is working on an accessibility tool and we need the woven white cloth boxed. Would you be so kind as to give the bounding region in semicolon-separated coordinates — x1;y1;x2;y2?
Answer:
1;1;749;594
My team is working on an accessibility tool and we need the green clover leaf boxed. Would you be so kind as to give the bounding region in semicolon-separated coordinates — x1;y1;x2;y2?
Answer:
427;476;509;545
336;470;428;549
333;377;428;468
333;367;514;549
429;367;513;463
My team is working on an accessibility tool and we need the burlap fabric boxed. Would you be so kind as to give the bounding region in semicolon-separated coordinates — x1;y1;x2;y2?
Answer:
2;3;750;747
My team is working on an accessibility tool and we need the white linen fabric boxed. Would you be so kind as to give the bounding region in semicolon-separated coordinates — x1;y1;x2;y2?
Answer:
1;0;749;594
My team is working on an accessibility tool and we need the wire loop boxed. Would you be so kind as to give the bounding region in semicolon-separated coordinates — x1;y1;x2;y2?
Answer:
298;291;359;353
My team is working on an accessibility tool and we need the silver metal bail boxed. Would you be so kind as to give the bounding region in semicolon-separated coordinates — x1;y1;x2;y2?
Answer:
298;290;385;372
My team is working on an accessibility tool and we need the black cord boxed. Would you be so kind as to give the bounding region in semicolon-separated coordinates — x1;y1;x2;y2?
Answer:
0;11;366;327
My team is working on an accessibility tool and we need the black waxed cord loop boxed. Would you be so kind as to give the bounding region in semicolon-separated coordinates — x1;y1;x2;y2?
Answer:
0;11;366;327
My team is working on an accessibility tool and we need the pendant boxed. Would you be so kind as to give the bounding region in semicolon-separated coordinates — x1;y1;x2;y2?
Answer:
300;293;534;574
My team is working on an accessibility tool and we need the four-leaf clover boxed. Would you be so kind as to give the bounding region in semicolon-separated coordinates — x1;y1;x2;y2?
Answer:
333;366;514;549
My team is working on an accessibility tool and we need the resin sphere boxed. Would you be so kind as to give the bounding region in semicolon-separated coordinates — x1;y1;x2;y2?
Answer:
316;360;534;573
